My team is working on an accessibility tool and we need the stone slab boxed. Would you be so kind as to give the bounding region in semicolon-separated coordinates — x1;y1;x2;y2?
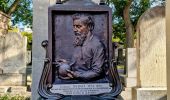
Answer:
0;74;26;86
120;87;132;100
166;1;170;100
0;86;8;93
125;77;137;88
0;86;30;97
10;86;27;93
92;0;100;4
32;3;49;99
133;88;167;100
0;37;5;68
136;6;166;87
1;32;27;74
126;48;137;78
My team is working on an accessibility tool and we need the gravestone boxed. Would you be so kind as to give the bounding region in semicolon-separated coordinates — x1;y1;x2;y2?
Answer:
135;6;166;100
0;32;27;86
0;12;10;73
166;1;170;100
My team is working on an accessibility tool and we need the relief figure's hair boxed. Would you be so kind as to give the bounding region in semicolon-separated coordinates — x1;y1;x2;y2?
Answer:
72;13;95;31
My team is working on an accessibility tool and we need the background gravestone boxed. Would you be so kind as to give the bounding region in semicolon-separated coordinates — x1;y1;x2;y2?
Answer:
0;11;10;73
135;6;166;100
166;1;170;100
0;32;27;86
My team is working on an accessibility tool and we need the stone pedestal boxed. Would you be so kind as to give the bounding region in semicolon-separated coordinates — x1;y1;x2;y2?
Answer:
120;48;136;100
120;88;133;100
32;0;49;99
0;86;30;96
0;74;26;86
133;88;167;100
125;48;137;88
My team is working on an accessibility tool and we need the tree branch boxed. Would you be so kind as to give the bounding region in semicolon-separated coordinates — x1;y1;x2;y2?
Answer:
7;0;20;15
123;0;134;47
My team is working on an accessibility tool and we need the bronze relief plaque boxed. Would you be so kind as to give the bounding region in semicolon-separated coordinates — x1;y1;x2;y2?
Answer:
38;4;122;100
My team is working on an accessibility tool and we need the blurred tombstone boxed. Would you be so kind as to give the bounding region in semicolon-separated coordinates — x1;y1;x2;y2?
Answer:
0;12;10;74
134;6;166;100
166;1;170;99
0;32;27;86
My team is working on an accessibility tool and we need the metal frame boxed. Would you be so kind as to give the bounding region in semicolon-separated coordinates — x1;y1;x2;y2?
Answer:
38;4;122;99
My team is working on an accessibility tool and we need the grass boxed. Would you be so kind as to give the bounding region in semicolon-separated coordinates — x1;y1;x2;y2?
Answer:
117;65;125;69
0;94;30;100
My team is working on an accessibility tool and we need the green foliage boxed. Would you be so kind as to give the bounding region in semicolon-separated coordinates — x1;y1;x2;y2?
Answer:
21;31;32;50
0;0;11;13
12;0;32;27
107;0;165;46
0;0;32;27
130;0;150;26
8;27;19;33
0;94;30;100
112;19;126;44
117;65;124;69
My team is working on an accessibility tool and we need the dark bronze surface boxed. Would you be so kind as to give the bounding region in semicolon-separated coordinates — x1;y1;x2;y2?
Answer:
56;0;62;4
99;0;106;5
38;1;122;99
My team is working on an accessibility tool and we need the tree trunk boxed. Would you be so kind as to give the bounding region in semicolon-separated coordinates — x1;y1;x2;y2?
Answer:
7;0;20;15
123;0;134;48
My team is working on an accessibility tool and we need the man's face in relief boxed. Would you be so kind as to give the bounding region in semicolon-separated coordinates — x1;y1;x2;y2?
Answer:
73;18;89;46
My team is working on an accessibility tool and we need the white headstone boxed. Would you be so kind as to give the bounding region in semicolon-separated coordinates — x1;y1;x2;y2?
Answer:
1;32;27;74
136;6;166;87
133;6;167;100
166;1;170;99
0;32;27;85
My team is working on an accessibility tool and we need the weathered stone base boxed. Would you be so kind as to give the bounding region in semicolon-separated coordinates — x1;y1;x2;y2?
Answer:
133;88;167;100
125;77;137;88
0;86;30;96
0;74;26;86
120;87;133;100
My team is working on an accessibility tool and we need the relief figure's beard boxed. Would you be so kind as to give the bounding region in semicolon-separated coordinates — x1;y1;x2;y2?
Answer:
73;32;87;46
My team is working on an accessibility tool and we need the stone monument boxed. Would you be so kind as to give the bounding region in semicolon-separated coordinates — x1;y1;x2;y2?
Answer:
33;0;122;99
135;6;166;100
0;32;27;94
32;0;124;99
166;1;170;100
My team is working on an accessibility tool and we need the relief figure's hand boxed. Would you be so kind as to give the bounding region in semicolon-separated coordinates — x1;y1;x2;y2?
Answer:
57;61;71;80
66;70;80;79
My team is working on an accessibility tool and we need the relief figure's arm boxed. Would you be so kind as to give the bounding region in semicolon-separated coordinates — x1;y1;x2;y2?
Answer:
73;44;105;81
